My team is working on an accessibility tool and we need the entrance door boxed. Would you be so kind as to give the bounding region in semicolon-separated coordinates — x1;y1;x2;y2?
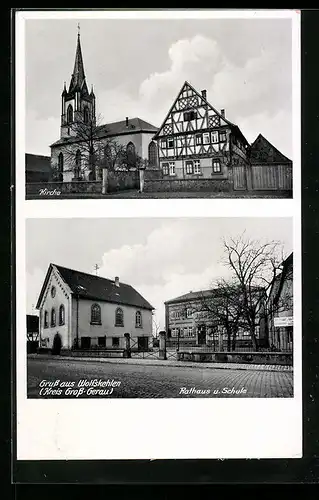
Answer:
52;333;62;355
233;166;247;191
138;337;149;351
197;325;206;345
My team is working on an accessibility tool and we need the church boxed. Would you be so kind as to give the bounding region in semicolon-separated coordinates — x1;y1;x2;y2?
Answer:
36;263;154;353
50;31;159;182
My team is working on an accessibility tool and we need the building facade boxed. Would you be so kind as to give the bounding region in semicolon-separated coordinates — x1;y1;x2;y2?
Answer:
153;81;249;181
267;253;293;352
25;153;52;183
50;32;158;182
36;264;154;352
165;288;268;350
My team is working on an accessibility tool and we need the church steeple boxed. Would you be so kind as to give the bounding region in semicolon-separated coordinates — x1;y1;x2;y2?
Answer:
60;26;96;138
68;27;88;95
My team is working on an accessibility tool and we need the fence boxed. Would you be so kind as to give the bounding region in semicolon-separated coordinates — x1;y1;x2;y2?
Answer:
26;170;140;198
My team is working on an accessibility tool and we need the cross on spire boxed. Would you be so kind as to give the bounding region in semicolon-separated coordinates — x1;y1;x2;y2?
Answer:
94;264;100;276
77;22;80;37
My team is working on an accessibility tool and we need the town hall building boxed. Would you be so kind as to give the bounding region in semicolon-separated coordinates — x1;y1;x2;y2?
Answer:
36;263;154;353
50;31;158;182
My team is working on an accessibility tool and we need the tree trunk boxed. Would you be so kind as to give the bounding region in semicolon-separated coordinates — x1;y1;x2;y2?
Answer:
102;168;108;195
250;327;258;351
231;328;237;351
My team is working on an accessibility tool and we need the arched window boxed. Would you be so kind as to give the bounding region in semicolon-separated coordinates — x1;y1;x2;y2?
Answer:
91;303;101;325
58;152;64;172
75;149;81;179
126;142;136;167
83;106;89;123
135;311;142;327
115;307;124;327
44;310;48;328
67;104;73;123
148;141;158;167
51;308;56;327
59;305;65;326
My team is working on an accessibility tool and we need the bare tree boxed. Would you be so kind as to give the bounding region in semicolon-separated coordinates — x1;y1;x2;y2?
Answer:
222;232;286;350
62;113;106;180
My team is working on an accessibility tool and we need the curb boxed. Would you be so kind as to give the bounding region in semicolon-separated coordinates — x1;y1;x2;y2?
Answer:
27;354;293;373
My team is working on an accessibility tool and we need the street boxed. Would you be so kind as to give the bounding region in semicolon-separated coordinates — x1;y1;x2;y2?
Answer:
27;356;293;398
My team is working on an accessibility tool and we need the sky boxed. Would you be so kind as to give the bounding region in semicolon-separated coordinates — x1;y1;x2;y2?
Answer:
25;17;293;158
26;217;293;329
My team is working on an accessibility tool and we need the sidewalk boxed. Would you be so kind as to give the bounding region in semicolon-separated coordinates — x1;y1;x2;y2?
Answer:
27;353;293;372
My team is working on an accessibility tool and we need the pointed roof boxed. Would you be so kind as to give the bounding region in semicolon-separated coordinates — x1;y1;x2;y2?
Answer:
68;33;88;95
153;80;249;146
250;134;291;164
36;263;154;311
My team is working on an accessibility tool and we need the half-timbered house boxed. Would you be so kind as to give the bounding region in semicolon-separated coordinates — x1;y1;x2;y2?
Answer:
153;81;250;182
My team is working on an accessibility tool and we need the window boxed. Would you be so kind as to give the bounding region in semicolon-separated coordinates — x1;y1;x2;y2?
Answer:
98;336;106;347
162;163;169;175
211;131;218;143
51;308;56;327
67;104;73;123
189;327;194;337
194;160;201;174
184;110;197;121
148;141;158;167
51;286;56;298
112;337;120;347
59;305;65;326
195;134;202;145
136;311;142;327
75;149;81;178
58;153;64;173
44;311;48;328
160;139;167;149
115;308;124;326
83;106;89;123
81;337;91;349
187;308;193;318
203;132;210;144
167;137;174;148
126;142;136;167
169;162;175;176
186;161;193;175
91;303;101;325
212;159;221;173
219;131;227;142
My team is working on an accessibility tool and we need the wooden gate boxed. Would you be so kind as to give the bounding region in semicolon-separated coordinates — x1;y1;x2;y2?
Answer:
233;166;247;190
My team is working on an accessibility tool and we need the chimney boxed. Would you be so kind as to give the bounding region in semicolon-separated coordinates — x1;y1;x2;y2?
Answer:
125;117;129;127
201;90;207;100
221;109;225;117
115;276;120;287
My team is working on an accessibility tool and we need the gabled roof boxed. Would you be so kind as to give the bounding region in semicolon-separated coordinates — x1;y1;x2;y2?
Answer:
153;80;249;146
268;252;293;304
36;263;154;311
250;134;291;164
50;117;158;148
25;153;51;173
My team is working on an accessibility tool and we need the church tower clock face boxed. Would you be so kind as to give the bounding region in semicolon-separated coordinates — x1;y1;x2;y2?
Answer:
51;286;56;298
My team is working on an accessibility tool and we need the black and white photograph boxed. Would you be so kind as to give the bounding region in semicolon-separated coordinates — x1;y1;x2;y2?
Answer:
22;13;295;200
26;217;294;399
14;10;302;463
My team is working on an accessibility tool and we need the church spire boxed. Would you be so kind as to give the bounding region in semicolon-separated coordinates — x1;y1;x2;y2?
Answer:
68;26;87;94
